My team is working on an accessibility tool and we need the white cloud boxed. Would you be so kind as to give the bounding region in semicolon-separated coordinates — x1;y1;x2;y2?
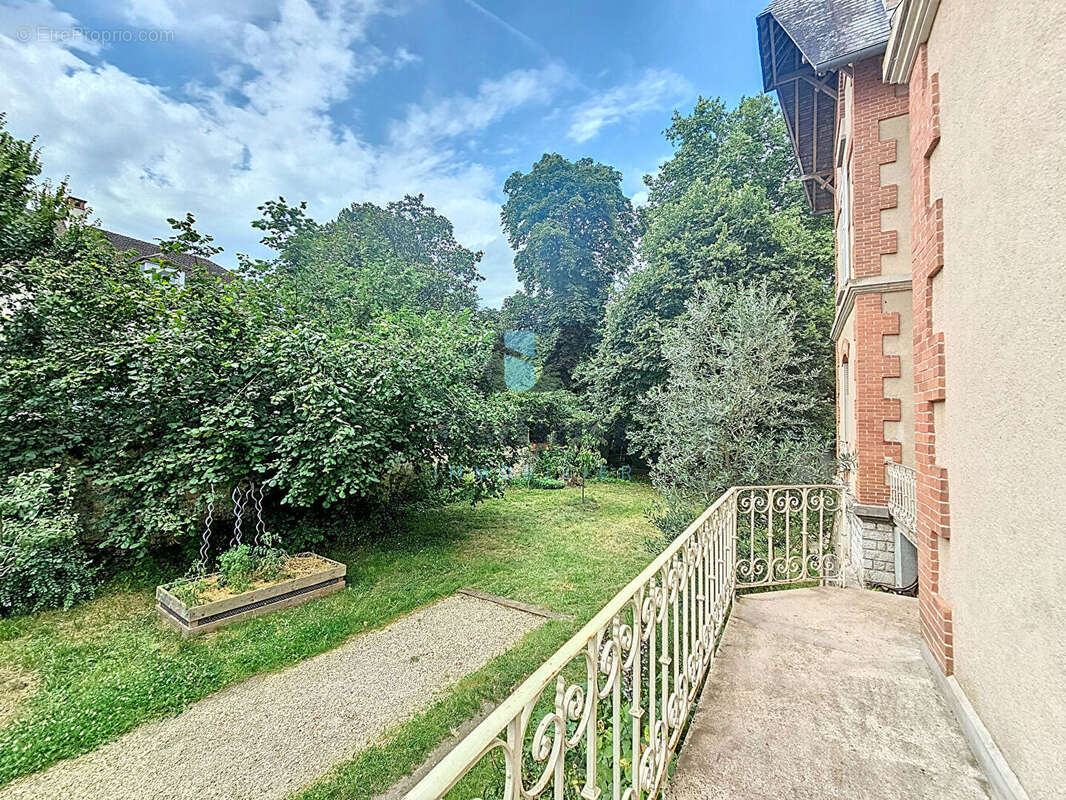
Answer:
0;0;99;53
389;63;567;147
0;0;544;305
567;68;691;143
391;46;419;67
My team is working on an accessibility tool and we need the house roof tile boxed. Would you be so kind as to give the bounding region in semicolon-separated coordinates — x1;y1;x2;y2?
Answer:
100;229;230;279
759;0;893;73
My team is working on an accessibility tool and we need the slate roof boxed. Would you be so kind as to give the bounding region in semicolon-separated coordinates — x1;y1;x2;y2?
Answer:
100;229;230;279
755;0;895;215
758;0;893;78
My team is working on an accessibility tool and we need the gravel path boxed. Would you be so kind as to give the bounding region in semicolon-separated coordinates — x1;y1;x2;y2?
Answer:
0;593;544;800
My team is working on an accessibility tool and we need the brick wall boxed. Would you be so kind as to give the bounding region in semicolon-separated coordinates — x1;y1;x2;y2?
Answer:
853;294;902;505
909;45;954;675
850;58;908;281
840;58;910;506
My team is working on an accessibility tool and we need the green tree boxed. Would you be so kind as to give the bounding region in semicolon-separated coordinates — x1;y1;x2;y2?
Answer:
501;154;636;371
644;95;803;211
371;194;483;312
581;97;834;447
249;196;317;254
633;281;829;504
242;194;483;328
255;195;481;320
0;468;97;614
156;212;223;258
0;122;505;569
0;114;82;269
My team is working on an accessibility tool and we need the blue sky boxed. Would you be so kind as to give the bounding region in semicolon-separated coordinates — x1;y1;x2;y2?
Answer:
0;0;771;305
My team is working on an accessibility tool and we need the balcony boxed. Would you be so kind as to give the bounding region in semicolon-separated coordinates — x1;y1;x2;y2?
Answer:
402;485;990;800
886;460;918;536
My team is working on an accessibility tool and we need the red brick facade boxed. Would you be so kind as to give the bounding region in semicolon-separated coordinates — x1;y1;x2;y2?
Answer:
909;45;954;675
852;295;901;504
849;58;908;281
837;57;910;506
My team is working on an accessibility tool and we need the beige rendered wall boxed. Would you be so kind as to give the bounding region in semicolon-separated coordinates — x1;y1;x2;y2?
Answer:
924;2;1066;798
836;306;857;494
878;114;911;278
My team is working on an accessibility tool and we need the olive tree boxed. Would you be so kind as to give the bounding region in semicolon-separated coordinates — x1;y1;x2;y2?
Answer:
632;280;830;506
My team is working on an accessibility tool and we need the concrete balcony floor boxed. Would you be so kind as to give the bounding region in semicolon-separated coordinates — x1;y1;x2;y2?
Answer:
668;587;991;800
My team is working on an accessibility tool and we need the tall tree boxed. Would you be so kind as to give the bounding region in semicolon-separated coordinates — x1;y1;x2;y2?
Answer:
581;97;835;447
501;154;636;392
501;154;636;333
0;114;77;268
644;95;803;211
355;194;483;312
243;194;484;330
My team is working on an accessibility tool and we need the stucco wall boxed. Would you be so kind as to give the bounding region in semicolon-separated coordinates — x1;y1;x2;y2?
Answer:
924;2;1066;797
836;306;857;494
878;113;912;278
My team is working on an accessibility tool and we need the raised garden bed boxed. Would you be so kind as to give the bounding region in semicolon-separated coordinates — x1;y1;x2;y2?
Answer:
156;553;346;636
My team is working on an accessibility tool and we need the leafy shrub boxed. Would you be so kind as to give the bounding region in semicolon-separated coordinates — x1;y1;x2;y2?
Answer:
0;121;508;568
643;489;701;554
169;577;206;608
524;476;565;490
531;444;576;480
217;545;258;593
633;280;830;504
255;547;287;582
216;544;290;594
507;390;597;448
0;469;97;615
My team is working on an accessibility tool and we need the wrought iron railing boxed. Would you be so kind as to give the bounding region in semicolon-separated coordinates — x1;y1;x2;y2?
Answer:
735;485;844;588
403;485;844;800
885;460;917;533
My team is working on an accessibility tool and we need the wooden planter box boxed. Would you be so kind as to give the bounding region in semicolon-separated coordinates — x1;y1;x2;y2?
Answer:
156;553;346;637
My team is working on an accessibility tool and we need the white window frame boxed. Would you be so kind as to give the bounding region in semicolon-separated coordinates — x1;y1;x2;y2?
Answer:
838;157;852;287
840;359;851;450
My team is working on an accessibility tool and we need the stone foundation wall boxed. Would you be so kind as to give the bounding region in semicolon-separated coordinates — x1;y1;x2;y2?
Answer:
845;503;866;585
846;498;897;586
861;518;897;585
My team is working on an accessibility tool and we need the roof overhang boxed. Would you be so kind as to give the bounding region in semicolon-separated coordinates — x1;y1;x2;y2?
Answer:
883;0;941;84
756;11;840;215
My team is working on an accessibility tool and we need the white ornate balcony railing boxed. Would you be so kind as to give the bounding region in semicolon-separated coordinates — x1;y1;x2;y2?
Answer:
735;486;844;588
404;485;844;800
885;460;917;534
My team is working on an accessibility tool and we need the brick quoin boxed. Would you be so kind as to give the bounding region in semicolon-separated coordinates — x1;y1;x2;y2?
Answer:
839;57;909;506
910;45;953;675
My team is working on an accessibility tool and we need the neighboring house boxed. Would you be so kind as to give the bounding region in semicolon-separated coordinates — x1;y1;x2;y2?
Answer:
68;197;231;285
758;2;1065;799
99;230;231;286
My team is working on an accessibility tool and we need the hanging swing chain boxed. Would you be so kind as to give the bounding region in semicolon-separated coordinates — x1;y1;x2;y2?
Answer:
195;484;215;576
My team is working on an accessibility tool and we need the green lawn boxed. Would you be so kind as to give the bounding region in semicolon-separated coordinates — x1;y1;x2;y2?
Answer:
0;481;660;794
